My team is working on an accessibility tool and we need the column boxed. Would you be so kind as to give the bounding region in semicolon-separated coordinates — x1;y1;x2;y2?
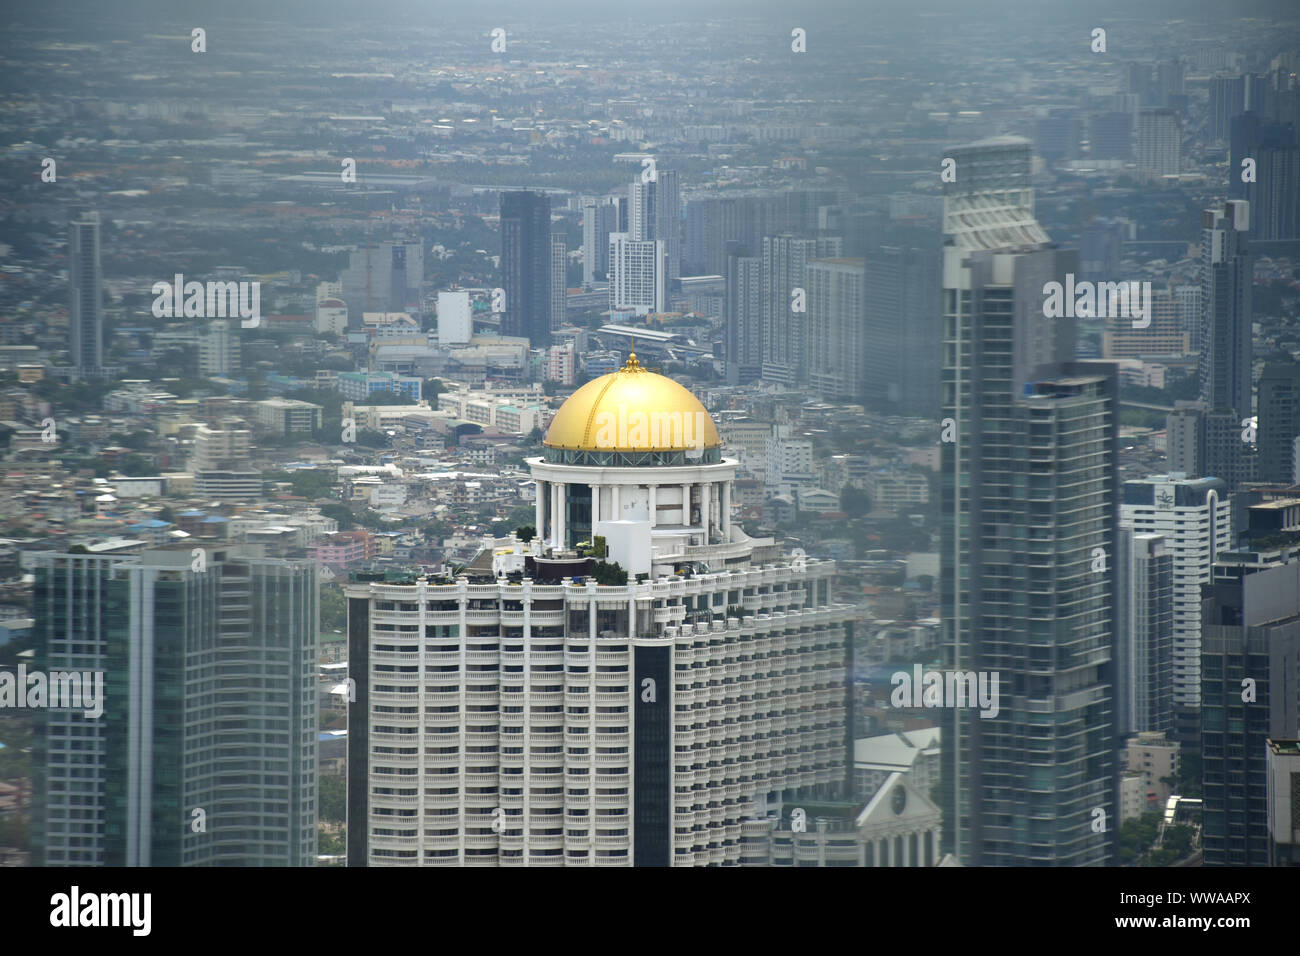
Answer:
534;480;545;541
681;483;691;526
700;482;711;543
648;484;657;529
552;483;564;548
591;483;601;527
612;484;621;520
720;481;731;541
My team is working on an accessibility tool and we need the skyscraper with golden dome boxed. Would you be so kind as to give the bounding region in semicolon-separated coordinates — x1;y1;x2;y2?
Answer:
346;355;855;866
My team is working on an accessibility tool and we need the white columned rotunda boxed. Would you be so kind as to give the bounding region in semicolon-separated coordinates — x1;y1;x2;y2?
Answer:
528;352;737;575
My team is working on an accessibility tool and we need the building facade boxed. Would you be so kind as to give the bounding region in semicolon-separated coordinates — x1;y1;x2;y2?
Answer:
939;136;1117;866
347;355;855;866
27;548;318;866
1120;475;1231;746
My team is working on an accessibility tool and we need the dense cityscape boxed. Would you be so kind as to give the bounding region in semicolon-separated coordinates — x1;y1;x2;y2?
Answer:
0;0;1296;898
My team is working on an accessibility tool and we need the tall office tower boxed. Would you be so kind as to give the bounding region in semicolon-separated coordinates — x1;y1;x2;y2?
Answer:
1115;530;1175;736
1127;62;1155;105
940;135;1118;866
346;355;855;866
581;198;618;288
1266;739;1300;866
627;180;653;240
1034;109;1082;162
389;243;409;312
782;189;840;241
1210;75;1248;141
841;209;890;259
1198;200;1254;491
607;235;666;315
1078;219;1127;280
341;239;424;327
1230;113;1300;240
724;242;762;385
68;210;103;377
1089;112;1135;160
1259;361;1300;483
805;258;866;403
863;236;942;416
1156;59;1186;105
1174;284;1201;352
683;198;714;274
1120;475;1231;748
683;195;797;278
436;290;472;347
760;236;819;387
199;319;241;377
500;191;553;347
27;548;318;866
1136;109;1181;180
652;169;681;284
1166;401;1208;477
1200;546;1300;866
549;231;567;332
624;173;680;286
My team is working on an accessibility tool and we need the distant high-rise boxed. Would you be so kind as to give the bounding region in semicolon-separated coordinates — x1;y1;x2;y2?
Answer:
1198;200;1255;490
1209;75;1248;142
1200;548;1300;866
683;193;819;277
1174;284;1201;352
608;235;666;315
340;239;423;327
805;258;866;403
1089;112;1135;160
652;169;681;284
1259;361;1300;484
939;136;1117;866
724;242;762;385
500;191;553;347
550;231;567;332
1136;108;1181;179
627;180;654;241
27;548;318;866
1034;109;1082;162
1166;400;1208;478
760;235;835;387
1115;530;1174;736
1120;475;1230;747
1230;113;1300;241
68;210;103;377
581;198;618;288
863;235;942;416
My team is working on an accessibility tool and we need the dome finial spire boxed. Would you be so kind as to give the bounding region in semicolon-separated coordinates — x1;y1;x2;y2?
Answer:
623;343;641;372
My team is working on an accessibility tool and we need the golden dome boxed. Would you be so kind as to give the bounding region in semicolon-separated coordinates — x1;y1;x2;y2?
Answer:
543;352;721;452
